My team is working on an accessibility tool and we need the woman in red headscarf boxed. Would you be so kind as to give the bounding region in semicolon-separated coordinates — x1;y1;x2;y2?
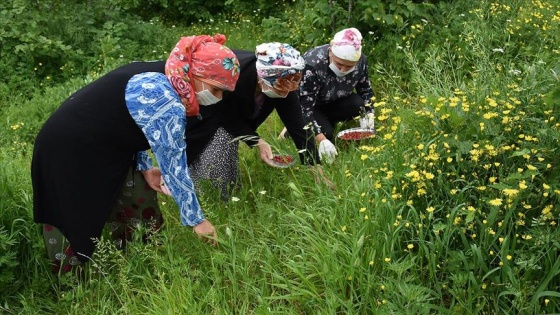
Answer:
31;34;239;274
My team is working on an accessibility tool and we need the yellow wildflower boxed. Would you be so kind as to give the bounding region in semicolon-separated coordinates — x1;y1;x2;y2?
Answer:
503;189;519;197
489;198;503;206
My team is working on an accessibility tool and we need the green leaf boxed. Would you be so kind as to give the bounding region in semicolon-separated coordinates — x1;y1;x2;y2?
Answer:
489;183;512;190
510;148;530;157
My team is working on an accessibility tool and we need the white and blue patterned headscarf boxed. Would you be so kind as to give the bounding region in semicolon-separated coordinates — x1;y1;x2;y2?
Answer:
255;42;305;88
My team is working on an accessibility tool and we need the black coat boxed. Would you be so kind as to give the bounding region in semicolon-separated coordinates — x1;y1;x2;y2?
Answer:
186;50;320;165
31;61;165;260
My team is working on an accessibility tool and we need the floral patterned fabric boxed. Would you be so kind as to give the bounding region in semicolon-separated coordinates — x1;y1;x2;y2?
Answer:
107;168;163;248
255;42;305;88
299;44;374;135
126;72;205;226
189;127;240;200
165;34;239;117
43;168;163;274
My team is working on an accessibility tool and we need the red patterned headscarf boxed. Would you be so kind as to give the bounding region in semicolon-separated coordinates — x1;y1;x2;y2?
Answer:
165;34;240;116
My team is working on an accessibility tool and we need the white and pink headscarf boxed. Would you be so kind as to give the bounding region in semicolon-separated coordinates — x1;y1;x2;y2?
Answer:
330;28;362;62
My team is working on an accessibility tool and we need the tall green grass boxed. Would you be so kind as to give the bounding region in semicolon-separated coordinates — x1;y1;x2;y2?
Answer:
1;0;559;314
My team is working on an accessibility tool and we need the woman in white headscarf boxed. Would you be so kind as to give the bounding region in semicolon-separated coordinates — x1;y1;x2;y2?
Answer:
185;42;334;198
282;28;375;164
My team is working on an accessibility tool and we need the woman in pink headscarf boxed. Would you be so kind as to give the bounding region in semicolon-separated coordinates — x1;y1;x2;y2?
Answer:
31;34;239;274
281;28;375;164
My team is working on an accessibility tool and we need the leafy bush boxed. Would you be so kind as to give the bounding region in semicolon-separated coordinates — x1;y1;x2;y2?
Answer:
1;0;560;313
0;0;186;105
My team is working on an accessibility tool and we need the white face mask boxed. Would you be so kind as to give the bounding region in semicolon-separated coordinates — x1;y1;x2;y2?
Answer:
262;89;287;98
195;83;222;105
329;62;355;77
261;81;288;98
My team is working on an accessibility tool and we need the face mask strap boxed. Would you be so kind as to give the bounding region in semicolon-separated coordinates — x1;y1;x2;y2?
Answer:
196;82;222;105
260;81;288;98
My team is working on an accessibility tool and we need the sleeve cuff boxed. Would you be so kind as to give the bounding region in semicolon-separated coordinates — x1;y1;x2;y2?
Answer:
135;151;153;171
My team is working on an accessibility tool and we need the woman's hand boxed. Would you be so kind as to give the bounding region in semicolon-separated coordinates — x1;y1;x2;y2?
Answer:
159;179;172;196
318;139;338;164
141;168;168;194
256;138;276;167
308;165;336;190
193;220;218;247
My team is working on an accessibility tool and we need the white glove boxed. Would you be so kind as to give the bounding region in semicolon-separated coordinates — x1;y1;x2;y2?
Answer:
359;112;375;129
318;139;338;164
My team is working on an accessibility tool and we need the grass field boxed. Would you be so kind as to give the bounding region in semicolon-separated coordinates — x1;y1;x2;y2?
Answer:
1;0;559;314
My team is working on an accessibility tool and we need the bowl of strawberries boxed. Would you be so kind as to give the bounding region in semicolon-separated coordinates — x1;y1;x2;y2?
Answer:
336;127;376;141
270;154;296;168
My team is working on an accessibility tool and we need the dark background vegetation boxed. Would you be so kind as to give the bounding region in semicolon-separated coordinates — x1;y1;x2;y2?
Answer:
2;0;559;313
0;0;436;102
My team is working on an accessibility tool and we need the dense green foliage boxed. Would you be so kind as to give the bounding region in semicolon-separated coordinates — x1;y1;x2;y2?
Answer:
0;0;439;103
1;0;559;314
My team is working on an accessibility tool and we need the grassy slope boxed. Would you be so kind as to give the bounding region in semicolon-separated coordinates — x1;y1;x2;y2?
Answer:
1;0;560;314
